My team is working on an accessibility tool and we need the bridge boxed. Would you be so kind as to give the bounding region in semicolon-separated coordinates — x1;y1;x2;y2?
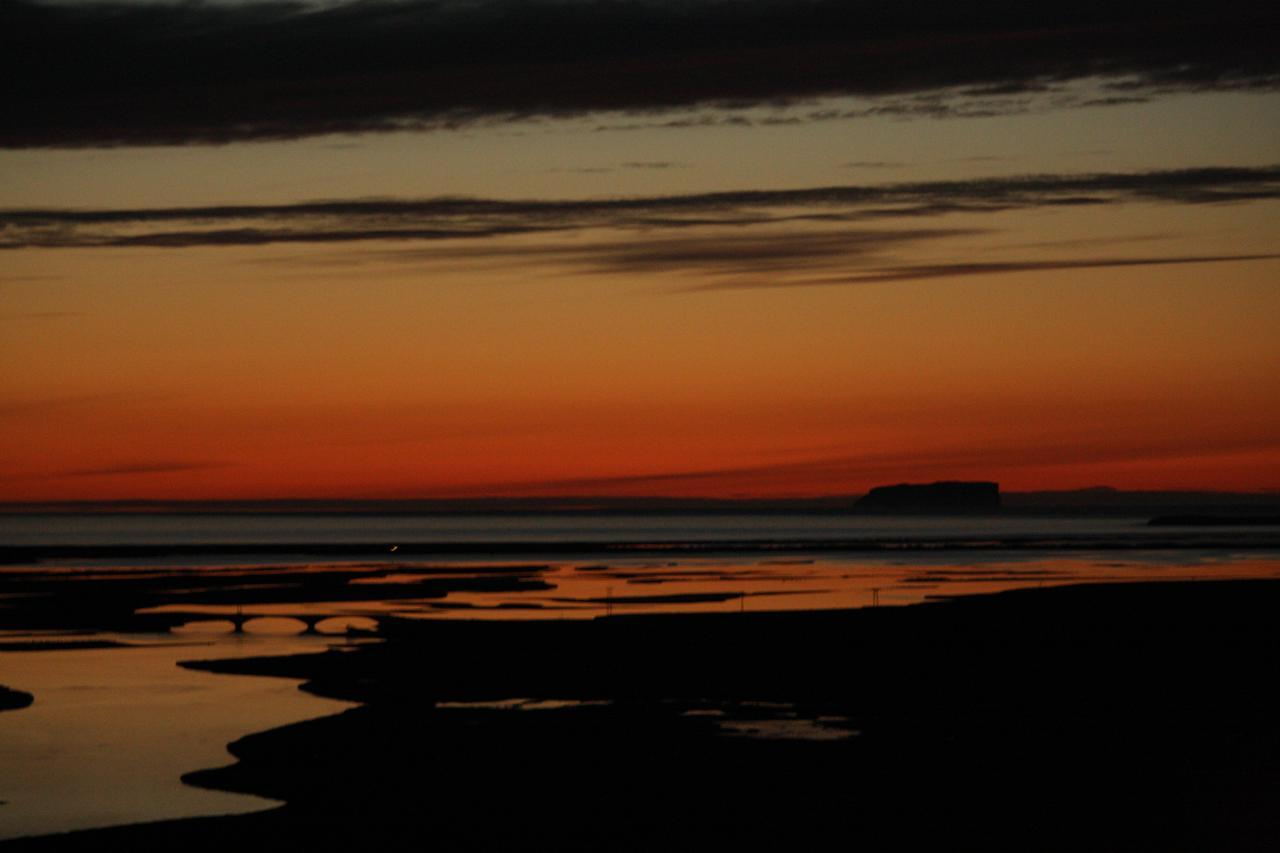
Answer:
164;607;379;635
229;611;324;635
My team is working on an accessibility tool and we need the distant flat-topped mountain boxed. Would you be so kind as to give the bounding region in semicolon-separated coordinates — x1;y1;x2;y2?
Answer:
855;481;1001;511
0;685;34;712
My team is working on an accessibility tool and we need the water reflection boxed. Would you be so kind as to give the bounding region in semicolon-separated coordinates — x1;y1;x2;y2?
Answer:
391;551;1280;619
3;547;1278;840
0;634;354;841
95;551;1280;625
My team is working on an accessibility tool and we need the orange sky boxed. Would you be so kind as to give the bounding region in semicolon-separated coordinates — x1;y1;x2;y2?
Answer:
2;46;1279;500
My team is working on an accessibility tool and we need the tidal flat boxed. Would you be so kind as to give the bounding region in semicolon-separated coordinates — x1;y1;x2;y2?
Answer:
4;579;1279;852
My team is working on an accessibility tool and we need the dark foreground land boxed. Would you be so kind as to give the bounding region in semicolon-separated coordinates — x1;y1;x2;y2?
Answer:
5;580;1280;852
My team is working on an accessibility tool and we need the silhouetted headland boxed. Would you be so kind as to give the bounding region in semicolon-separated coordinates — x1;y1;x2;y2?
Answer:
854;480;1001;511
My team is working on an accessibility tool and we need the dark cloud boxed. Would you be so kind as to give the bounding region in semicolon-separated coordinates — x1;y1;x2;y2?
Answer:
2;0;1276;148
2;165;1277;251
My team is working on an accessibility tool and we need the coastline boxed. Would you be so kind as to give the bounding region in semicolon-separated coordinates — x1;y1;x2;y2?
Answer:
5;579;1279;851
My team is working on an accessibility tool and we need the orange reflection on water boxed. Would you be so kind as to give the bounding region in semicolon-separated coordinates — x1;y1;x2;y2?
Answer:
393;553;1280;620
0;635;355;840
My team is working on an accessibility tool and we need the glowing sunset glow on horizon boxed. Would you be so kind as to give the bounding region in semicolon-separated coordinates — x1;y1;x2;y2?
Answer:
2;1;1279;501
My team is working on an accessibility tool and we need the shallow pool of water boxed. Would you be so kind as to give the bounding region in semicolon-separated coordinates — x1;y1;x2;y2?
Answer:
0;633;354;841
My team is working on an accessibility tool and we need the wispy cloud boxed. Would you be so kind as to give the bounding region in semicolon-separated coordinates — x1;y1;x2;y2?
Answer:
2;165;1276;251
0;394;123;418
1;310;86;321
2;0;1276;147
841;161;911;170
0;274;64;283
377;229;981;279
546;161;685;176
0;392;179;419
0;460;230;484
50;461;229;480
683;253;1280;292
585;88;1148;134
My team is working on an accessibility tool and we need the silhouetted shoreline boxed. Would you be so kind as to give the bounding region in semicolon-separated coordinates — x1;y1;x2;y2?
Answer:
4;579;1279;851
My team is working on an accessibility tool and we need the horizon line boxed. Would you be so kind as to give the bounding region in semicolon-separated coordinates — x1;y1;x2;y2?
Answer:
3;487;1279;514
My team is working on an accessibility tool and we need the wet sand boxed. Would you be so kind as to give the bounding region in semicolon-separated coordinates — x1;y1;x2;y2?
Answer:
3;579;1280;851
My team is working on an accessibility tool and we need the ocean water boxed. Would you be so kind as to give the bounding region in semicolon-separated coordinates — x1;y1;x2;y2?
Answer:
3;509;1279;549
4;510;1279;617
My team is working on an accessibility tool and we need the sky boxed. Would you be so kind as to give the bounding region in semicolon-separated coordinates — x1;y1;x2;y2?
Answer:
1;0;1278;501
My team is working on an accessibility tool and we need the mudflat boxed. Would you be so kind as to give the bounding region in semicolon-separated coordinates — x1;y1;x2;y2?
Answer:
4;580;1279;852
